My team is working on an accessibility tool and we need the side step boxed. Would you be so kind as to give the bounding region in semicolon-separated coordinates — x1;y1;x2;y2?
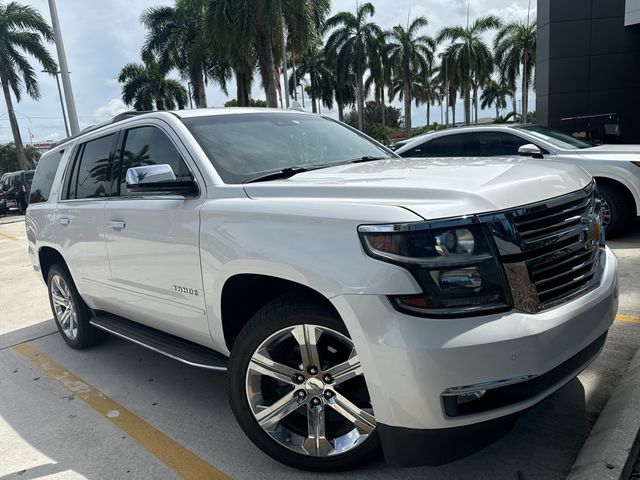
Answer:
90;314;229;371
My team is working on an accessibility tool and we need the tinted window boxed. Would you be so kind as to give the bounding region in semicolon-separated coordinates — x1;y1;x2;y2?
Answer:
118;126;192;195
24;171;34;183
519;125;591;149
476;132;530;156
30;151;64;203
68;135;114;199
428;133;478;157
399;141;431;158
183;113;392;184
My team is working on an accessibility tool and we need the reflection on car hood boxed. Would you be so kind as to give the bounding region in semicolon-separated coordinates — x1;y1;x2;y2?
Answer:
243;157;592;220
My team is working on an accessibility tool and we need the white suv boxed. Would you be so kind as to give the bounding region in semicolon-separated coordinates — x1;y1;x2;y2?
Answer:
26;109;618;471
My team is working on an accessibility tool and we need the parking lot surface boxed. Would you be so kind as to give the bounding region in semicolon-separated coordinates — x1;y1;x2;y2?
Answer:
1;215;639;480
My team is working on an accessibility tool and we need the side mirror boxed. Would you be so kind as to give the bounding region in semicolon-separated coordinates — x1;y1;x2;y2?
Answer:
126;164;197;195
518;144;544;159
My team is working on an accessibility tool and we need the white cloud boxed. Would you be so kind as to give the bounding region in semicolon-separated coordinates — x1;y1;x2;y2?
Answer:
104;78;120;87
93;98;128;119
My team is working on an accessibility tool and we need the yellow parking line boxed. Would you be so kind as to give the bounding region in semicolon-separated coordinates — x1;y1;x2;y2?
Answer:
0;231;18;241
13;343;230;480
616;314;640;324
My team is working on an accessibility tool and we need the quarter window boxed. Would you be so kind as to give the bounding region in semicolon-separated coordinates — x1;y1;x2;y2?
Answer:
30;150;64;203
118;126;192;196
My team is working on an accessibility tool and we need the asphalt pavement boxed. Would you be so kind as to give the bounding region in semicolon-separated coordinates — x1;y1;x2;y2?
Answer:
1;214;639;480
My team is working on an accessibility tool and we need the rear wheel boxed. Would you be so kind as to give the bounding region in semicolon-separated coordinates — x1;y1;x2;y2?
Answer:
228;295;380;471
47;264;108;349
597;183;631;238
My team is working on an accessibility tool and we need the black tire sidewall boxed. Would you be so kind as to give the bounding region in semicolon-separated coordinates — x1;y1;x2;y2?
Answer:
46;264;105;349
598;183;630;238
227;297;381;471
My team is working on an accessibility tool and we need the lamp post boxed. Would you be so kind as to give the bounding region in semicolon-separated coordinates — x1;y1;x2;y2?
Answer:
48;0;80;134
43;69;69;137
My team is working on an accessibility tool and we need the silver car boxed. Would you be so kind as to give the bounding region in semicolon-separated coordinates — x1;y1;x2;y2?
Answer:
395;124;640;237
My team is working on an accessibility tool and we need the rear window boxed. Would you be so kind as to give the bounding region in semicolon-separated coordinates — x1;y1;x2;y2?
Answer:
25;171;34;183
30;152;64;203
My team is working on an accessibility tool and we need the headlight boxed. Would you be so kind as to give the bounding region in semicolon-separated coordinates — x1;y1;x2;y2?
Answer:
359;219;512;317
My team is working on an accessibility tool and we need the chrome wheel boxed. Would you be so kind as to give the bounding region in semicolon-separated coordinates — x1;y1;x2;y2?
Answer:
598;194;612;229
245;324;375;457
50;274;78;340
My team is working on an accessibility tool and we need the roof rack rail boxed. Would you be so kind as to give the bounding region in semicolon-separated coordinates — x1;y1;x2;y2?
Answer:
51;110;155;148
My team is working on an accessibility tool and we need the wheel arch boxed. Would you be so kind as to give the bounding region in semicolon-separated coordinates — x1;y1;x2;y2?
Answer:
220;273;341;351
38;246;67;283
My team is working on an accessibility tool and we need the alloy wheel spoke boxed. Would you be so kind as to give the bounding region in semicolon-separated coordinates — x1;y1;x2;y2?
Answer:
68;311;77;334
304;404;332;456
58;307;71;328
330;393;376;434
291;324;322;370
324;351;362;385
51;290;67;307
249;351;300;385
255;392;302;431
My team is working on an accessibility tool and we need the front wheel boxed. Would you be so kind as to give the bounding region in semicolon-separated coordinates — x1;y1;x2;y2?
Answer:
228;295;380;471
47;264;108;349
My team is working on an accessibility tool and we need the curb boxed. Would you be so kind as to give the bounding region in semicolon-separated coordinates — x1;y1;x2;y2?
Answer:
568;348;640;480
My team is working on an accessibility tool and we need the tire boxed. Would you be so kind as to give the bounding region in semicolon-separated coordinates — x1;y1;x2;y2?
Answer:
228;294;380;471
46;263;108;349
597;183;631;238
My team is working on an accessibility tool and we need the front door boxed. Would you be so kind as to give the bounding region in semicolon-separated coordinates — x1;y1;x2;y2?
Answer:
103;122;209;345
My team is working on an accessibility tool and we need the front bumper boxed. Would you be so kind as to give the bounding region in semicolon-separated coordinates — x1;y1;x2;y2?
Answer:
330;246;618;464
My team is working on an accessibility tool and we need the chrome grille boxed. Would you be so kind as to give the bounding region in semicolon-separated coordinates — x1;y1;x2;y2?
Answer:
481;182;605;313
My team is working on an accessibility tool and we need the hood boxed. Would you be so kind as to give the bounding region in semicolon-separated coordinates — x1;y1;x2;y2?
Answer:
243;157;592;221
577;144;640;161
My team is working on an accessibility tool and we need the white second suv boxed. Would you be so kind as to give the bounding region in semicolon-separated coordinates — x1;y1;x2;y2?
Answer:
26;109;618;471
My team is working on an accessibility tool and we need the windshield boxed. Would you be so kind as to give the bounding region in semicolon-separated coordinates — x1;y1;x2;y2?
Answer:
182;112;393;183
519;125;592;150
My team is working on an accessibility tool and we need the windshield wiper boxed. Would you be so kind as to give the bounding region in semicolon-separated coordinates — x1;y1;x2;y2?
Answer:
244;166;312;184
349;156;389;163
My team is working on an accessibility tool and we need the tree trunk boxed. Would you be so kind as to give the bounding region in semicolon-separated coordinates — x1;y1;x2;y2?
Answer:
256;30;278;108
311;96;317;114
195;68;207;108
1;75;28;170
496;104;500;121
338;101;344;122
512;94;517;118
427;103;431;126
356;73;365;131
522;51;528;123
235;68;249;106
380;86;386;129
451;91;457;126
463;89;471;125
156;97;165;110
404;75;411;138
473;85;479;124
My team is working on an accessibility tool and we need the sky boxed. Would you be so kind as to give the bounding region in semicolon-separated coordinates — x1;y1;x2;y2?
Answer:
9;0;537;143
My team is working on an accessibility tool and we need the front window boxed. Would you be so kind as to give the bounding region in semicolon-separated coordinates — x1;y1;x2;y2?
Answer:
519;125;592;150
182;113;392;183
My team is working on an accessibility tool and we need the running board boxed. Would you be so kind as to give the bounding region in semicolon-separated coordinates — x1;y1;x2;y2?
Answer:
90;314;229;371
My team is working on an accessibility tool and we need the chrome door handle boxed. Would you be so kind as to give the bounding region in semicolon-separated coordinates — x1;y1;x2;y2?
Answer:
107;220;126;230
57;217;70;226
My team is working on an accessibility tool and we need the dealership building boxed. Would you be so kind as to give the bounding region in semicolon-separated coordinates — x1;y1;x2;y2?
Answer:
536;0;640;143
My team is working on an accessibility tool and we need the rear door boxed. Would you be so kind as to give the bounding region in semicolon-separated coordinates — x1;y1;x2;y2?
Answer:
103;121;209;345
55;133;117;309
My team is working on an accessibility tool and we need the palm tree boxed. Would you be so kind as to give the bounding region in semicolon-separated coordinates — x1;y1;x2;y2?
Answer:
480;79;509;120
324;2;382;131
494;20;536;123
437;15;501;125
0;2;56;170
415;71;441;127
118;57;188;111
365;32;391;129
289;41;333;113
437;52;462;126
385;17;435;138
142;0;230;108
206;0;329;108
